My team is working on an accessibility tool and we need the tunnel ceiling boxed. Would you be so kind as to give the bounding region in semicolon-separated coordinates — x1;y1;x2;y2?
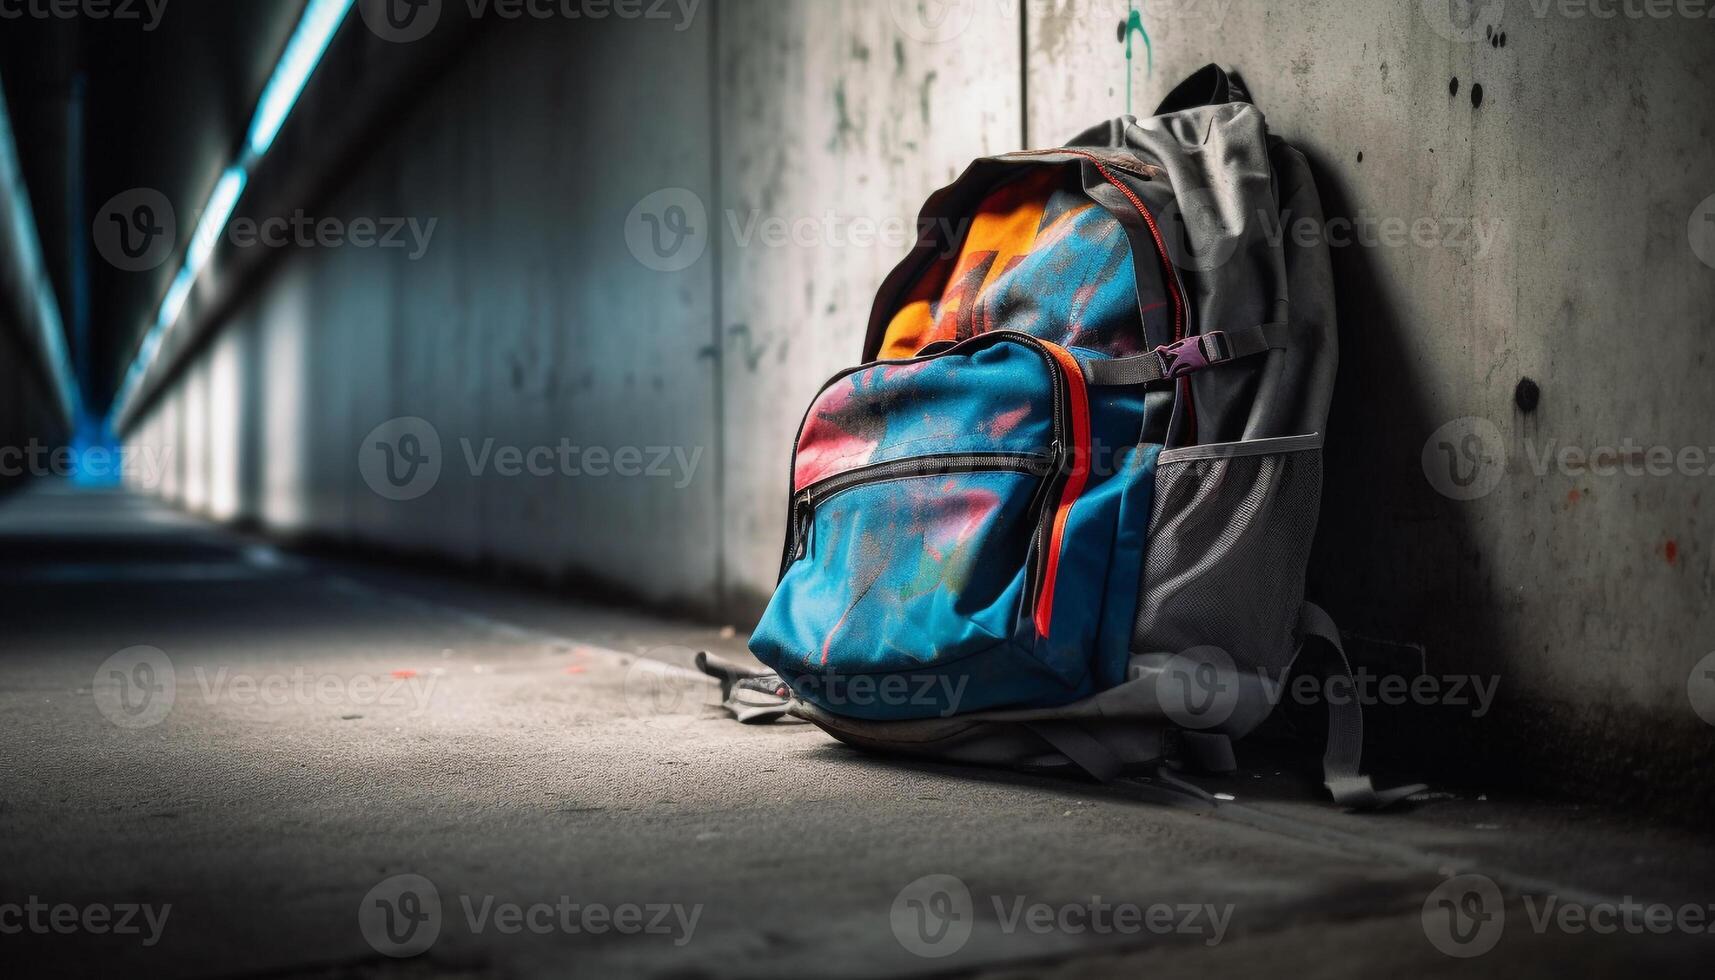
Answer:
0;0;310;418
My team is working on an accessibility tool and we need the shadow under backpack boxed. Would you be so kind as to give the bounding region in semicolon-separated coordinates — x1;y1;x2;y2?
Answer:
737;66;1422;809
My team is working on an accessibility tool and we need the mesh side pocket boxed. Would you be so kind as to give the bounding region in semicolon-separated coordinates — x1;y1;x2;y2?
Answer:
1132;436;1323;673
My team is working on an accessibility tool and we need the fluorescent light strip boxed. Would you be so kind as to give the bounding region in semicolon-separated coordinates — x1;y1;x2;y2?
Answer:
0;78;83;425
247;0;357;158
111;0;355;424
185;167;249;277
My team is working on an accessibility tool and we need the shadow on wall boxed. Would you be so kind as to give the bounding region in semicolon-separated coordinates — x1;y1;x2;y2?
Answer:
1302;145;1712;818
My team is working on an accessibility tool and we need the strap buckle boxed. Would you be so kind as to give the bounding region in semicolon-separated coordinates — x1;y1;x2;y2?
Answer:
1155;332;1231;379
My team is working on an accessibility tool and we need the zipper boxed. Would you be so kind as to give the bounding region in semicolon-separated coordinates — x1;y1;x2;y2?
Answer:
781;334;1068;586
783;451;1054;572
1027;147;1186;344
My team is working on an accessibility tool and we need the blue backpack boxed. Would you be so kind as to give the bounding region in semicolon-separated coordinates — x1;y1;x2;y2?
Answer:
745;67;1421;809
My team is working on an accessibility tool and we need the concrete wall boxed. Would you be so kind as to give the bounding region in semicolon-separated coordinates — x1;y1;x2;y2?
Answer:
0;326;71;494
120;1;1715;799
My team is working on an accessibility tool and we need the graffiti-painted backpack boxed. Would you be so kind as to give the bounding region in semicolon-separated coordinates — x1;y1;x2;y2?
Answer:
744;66;1422;808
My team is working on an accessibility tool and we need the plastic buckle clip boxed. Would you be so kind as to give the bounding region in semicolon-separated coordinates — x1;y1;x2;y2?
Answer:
1155;332;1228;379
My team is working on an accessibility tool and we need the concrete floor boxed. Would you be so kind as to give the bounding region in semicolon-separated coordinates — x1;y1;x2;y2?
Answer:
1;484;1711;978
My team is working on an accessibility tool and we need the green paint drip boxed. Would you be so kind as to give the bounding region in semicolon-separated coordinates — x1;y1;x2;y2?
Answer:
1122;3;1152;115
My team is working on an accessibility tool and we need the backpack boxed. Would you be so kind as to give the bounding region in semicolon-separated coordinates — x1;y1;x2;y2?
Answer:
745;66;1422;809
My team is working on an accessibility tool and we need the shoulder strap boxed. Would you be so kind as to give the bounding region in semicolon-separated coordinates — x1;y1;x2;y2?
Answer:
1297;602;1428;810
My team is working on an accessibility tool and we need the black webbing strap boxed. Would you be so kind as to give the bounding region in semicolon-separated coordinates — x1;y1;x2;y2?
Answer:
1027;721;1124;782
1081;321;1288;387
1298;602;1428;810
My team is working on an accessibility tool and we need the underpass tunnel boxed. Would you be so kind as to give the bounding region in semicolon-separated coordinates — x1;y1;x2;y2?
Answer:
1;2;1713;976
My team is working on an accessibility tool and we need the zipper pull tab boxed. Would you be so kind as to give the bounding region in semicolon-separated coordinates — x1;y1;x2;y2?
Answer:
792;496;814;560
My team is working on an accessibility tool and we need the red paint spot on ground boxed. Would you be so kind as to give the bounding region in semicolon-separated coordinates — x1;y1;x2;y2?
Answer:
1566;489;1581;505
1665;539;1679;564
564;664;588;675
390;669;418;679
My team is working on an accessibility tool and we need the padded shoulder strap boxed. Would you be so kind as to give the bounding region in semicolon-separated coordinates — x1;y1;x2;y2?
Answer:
1298;602;1428;810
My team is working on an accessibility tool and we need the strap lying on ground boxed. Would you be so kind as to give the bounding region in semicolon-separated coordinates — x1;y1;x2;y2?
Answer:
1297;602;1428;810
694;651;799;725
1026;721;1125;781
1082;321;1289;386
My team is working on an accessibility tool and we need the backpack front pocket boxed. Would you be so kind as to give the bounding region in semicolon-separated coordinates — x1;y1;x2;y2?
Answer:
750;333;1107;719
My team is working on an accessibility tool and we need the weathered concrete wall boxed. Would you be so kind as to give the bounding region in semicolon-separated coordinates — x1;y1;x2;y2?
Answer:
715;0;1022;610
1021;0;1715;797
132;11;722;609
0;325;71;495
121;1;1715;797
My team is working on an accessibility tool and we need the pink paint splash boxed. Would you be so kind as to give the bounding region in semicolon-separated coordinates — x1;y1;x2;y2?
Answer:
390;669;418;679
793;383;880;490
564;664;588;675
984;404;1032;440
